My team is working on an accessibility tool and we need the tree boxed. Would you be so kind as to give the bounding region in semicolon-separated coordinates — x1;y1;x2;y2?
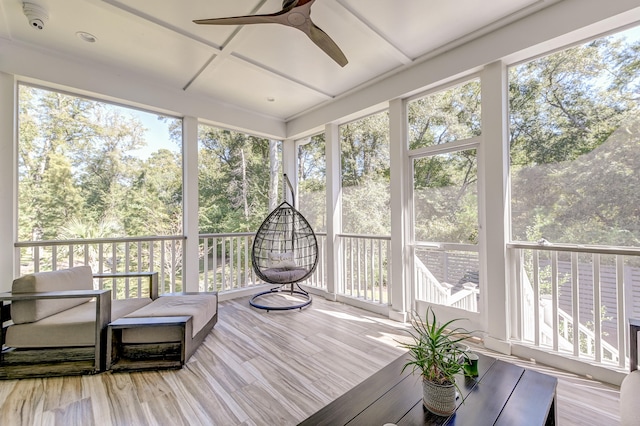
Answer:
340;111;391;234
18;85;180;242
298;135;327;232
197;126;281;234
509;35;640;245
408;81;481;244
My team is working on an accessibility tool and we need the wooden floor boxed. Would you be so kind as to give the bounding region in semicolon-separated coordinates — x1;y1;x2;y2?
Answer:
0;295;621;425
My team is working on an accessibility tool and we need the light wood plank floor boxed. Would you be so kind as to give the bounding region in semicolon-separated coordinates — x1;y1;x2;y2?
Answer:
0;295;621;425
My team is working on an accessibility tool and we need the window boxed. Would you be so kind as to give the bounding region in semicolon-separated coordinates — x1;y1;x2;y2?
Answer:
339;111;391;303
508;27;640;361
197;125;282;234
18;84;182;242
509;31;640;246
297;134;326;233
408;80;481;312
340;111;390;235
408;79;481;150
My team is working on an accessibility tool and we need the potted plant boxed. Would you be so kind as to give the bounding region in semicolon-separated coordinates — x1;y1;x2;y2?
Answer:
399;307;471;416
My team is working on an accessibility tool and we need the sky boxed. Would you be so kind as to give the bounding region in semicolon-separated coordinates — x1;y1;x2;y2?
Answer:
130;110;181;160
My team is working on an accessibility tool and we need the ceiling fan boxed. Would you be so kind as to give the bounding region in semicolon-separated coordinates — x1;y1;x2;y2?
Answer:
194;0;348;67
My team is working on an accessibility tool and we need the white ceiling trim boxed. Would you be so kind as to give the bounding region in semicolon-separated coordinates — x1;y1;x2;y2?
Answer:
228;51;335;99
101;0;222;50
334;0;413;65
102;0;339;103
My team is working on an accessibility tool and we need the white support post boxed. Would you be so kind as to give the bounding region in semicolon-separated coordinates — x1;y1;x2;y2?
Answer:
282;139;296;206
0;73;15;291
480;61;511;354
325;123;341;298
182;116;200;292
389;98;409;322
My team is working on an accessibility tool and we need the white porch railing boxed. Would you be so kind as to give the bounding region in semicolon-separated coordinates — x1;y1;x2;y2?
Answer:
197;232;328;293
510;242;640;370
15;232;390;308
338;234;391;305
521;270;620;363
413;243;480;312
414;256;479;311
15;235;185;296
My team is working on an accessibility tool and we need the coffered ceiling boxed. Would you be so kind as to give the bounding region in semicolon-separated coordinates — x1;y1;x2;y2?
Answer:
0;0;563;123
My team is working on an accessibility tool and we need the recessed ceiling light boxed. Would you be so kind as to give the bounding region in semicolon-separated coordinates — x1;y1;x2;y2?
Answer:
76;31;97;43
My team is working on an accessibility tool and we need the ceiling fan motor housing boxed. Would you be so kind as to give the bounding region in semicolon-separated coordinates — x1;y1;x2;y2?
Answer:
287;12;307;27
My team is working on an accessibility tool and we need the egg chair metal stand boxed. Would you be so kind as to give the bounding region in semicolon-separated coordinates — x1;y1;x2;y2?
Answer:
250;174;318;311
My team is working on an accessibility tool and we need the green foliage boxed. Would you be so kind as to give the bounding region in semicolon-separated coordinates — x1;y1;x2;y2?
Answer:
398;307;470;385
340;111;391;234
407;81;481;244
197;126;281;234
413;150;478;244
298;134;327;232
510;34;640;246
408;79;481;150
17;85;183;242
16;29;640;258
341;112;390;187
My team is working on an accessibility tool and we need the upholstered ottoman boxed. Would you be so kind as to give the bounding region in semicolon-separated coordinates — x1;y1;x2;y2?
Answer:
106;292;217;371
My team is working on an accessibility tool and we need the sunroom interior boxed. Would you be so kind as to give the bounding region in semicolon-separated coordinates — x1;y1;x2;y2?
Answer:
1;0;639;424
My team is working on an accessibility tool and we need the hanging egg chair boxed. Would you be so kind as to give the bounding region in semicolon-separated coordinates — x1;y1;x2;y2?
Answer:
250;174;318;311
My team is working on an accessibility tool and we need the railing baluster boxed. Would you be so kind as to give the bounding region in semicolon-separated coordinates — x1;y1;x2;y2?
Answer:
125;242;131;298
385;238;390;305
149;241;154;274
244;236;249;288
357;239;362;298
171;240;176;292
213;237;218;291
160;240;166;293
98;243;104;274
571;252;580;356
227;237;233;289
533;250;540;346
137;242;143;298
552;251;559;352
236;236;241;289
111;242;117;298
514;248;523;340
378;239;383;303
203;238;209;291
617;255;626;369
221;238;227;291
593;253;602;363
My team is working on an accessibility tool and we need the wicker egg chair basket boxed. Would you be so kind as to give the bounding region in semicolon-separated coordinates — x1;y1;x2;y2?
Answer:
249;174;318;311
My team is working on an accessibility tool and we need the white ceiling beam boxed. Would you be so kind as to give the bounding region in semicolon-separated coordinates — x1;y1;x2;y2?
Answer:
334;0;413;65
0;40;287;138
101;0;334;100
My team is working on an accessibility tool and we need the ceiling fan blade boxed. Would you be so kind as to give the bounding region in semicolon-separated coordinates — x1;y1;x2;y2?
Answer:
194;12;284;26
307;23;348;67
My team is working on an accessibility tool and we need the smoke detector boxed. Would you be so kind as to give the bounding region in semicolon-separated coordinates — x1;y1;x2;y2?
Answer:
23;2;48;30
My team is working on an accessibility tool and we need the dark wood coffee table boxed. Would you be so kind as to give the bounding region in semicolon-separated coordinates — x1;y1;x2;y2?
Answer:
299;352;557;426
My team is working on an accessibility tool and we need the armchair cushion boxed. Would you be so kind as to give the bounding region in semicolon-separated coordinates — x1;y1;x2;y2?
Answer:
5;297;152;348
11;266;94;324
123;294;218;341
